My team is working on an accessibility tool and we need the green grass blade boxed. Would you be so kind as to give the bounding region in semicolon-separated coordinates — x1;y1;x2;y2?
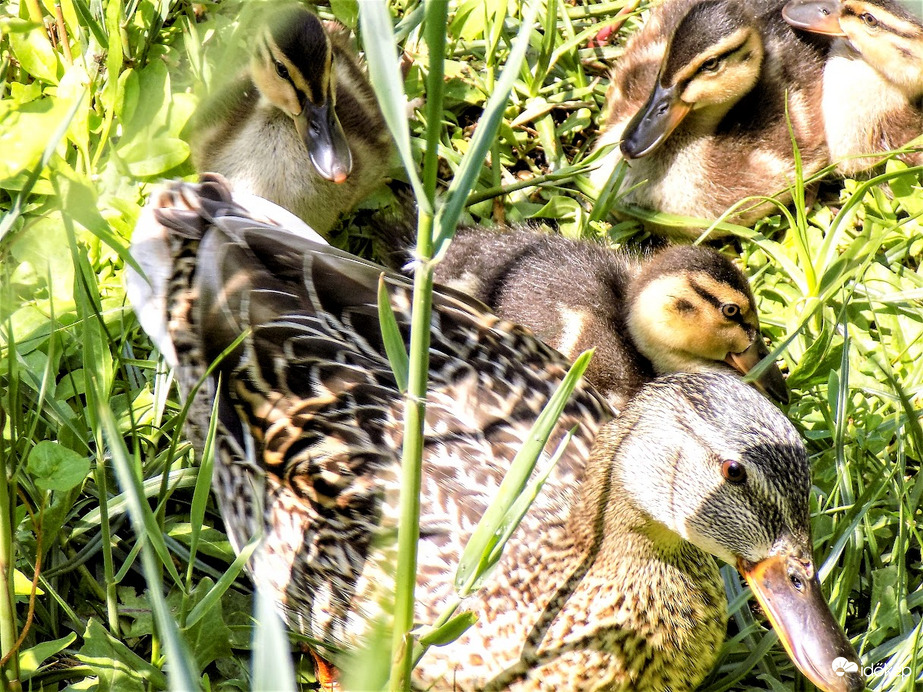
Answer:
251;587;297;692
97;404;200;692
433;0;541;254
378;274;409;393
358;0;428;211
456;349;593;596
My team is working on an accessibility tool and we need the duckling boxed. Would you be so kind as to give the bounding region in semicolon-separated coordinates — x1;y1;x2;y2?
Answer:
128;175;863;692
783;0;923;175
591;0;829;235
192;5;392;234
435;226;789;408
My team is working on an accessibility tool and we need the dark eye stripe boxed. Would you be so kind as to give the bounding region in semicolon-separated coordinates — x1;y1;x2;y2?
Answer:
688;278;749;326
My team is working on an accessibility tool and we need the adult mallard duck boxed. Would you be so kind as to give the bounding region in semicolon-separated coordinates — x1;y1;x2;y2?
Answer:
783;0;923;175
191;5;392;234
126;176;863;691
591;0;829;236
435;226;789;408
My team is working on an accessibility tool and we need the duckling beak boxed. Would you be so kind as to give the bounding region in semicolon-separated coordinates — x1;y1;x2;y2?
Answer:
294;103;353;183
738;554;865;692
724;339;789;405
782;0;847;36
620;81;691;159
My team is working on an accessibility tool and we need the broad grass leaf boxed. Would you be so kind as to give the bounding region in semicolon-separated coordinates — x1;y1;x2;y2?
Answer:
26;440;90;492
252;588;297;692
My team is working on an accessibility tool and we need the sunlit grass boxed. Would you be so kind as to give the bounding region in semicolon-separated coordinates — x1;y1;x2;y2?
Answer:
0;0;921;690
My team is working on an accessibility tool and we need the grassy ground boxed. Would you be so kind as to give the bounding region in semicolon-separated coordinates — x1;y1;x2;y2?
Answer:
0;0;921;690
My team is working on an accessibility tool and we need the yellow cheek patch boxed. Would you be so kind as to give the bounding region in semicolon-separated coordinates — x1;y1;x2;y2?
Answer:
633;273;756;360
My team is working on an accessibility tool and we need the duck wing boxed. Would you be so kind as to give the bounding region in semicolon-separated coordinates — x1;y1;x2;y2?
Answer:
128;174;613;650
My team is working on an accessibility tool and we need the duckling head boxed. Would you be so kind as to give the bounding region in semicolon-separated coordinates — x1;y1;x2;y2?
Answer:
784;0;923;98
251;6;353;182
620;0;766;159
626;246;789;403
614;372;863;692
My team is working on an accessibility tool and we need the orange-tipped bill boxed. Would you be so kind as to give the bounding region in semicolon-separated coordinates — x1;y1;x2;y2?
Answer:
782;0;847;36
620;81;692;159
725;339;789;405
739;554;864;692
294;102;353;183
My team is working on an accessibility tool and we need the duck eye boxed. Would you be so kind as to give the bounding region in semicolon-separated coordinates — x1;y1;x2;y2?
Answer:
721;460;747;484
859;12;879;27
274;60;290;80
700;57;720;73
721;303;740;319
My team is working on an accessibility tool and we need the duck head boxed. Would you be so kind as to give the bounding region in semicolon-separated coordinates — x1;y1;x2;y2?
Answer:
251;6;353;182
615;372;864;692
626;246;789;404
783;0;923;98
620;0;766;158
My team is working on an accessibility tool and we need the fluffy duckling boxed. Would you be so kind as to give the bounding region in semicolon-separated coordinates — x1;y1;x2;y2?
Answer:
591;0;829;235
192;5;392;234
435;226;788;408
128;175;863;692
783;0;923;175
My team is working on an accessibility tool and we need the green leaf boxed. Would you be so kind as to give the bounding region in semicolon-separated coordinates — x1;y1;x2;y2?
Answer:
118;137;190;177
0;98;71;182
378;273;409;392
330;0;360;29
417;612;478;648
76;618;168;691
26;440;90;492
8;24;60;84
179;579;234;671
19;632;77;681
12;568;44;597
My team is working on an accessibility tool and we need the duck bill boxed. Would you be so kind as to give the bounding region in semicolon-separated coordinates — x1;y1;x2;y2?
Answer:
782;0;847;36
294;103;353;183
738;555;865;692
619;81;691;159
725;339;789;405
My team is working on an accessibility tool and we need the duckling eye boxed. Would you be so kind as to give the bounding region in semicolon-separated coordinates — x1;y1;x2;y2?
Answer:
720;303;740;319
721;460;747;484
274;60;290;80
700;57;721;73
859;12;879;28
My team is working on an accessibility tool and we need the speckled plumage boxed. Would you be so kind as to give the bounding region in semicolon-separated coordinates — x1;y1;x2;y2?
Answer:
192;7;392;234
591;0;829;235
127;177;862;692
